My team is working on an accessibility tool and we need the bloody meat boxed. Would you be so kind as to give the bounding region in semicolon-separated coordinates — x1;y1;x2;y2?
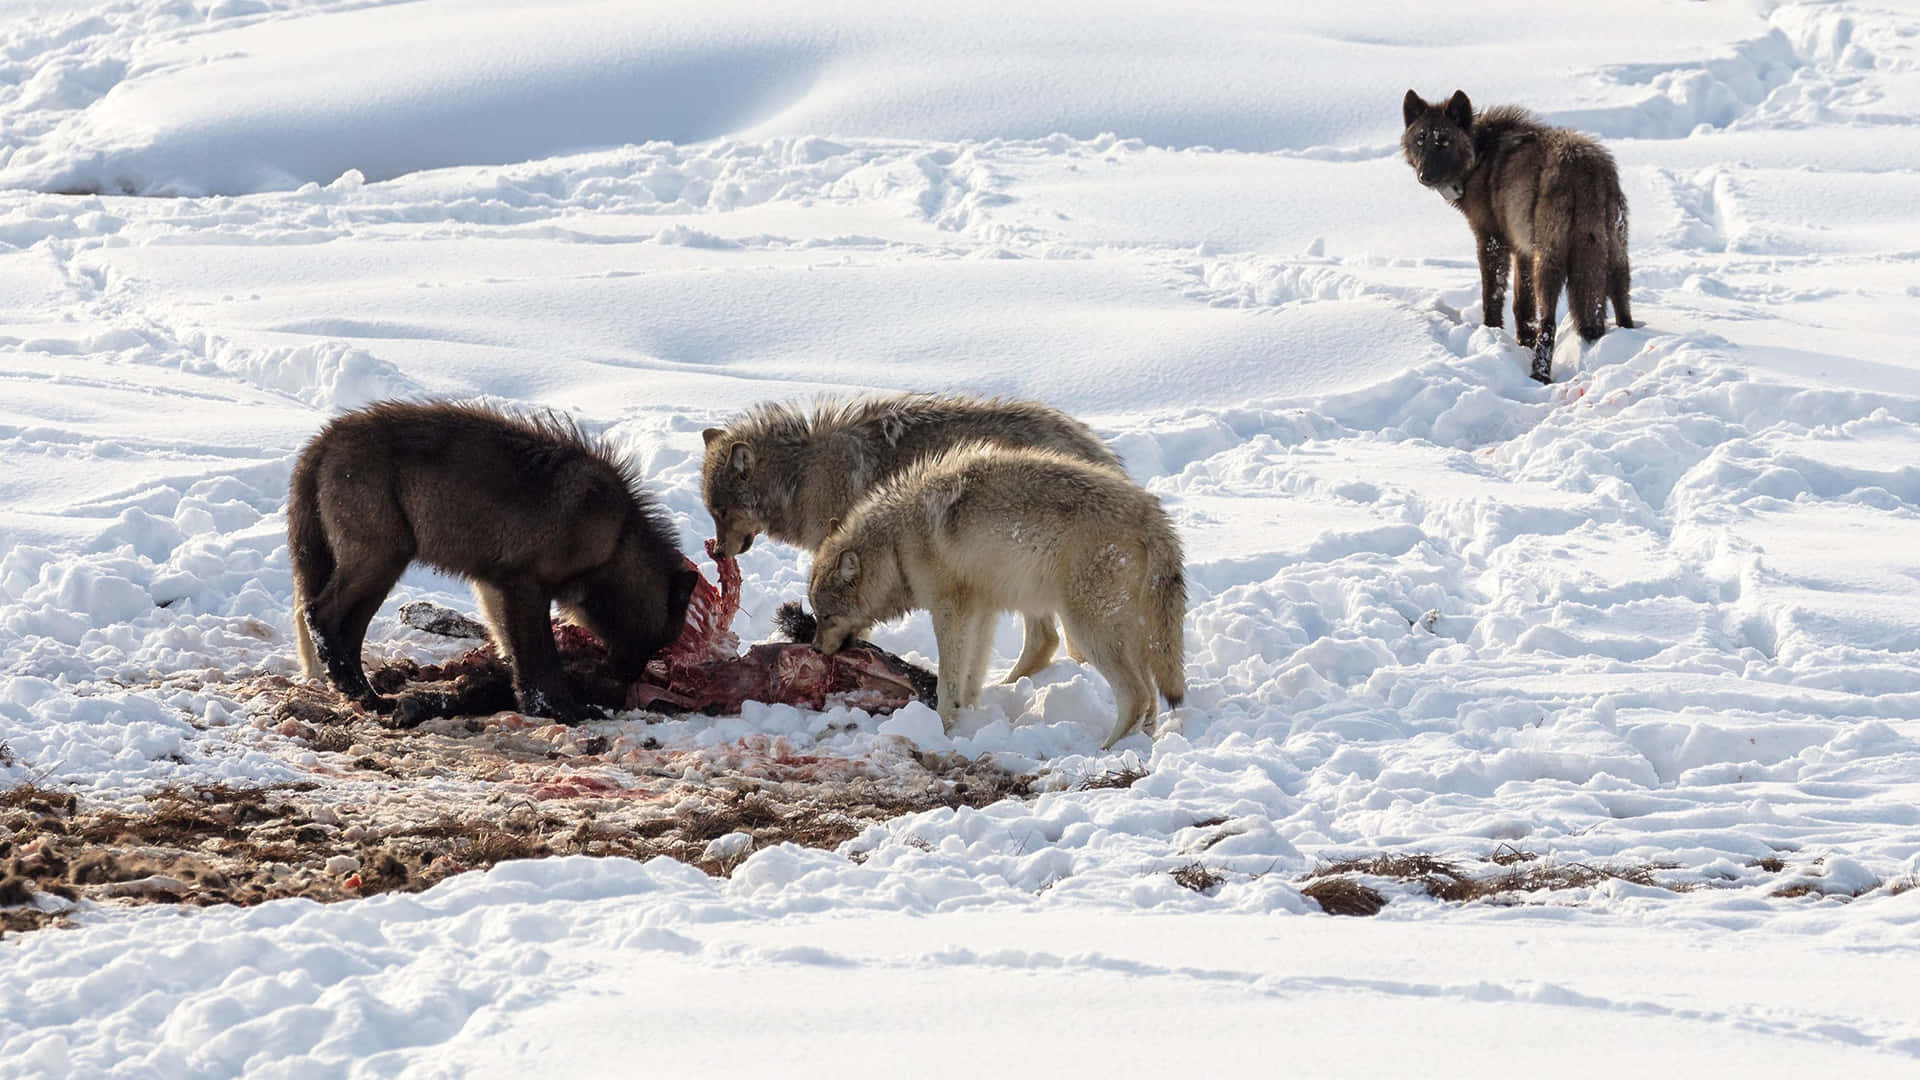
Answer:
374;539;934;726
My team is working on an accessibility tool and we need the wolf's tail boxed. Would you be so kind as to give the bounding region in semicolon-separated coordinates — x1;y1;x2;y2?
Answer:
1145;521;1188;707
287;447;333;678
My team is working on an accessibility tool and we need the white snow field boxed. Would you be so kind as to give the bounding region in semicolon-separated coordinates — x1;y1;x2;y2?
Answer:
5;0;1920;1074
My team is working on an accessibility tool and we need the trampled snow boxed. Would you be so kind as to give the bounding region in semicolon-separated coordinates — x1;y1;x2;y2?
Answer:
4;0;1920;1074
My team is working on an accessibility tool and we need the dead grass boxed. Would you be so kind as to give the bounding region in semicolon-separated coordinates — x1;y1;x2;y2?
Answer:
0;674;1045;938
0;744;1040;937
1297;850;1694;915
1075;764;1148;791
1751;856;1787;873
1170;862;1224;893
0;782;76;815
1301;877;1386;917
1308;854;1479;902
1482;860;1682;894
1485;844;1539;866
1772;876;1883;901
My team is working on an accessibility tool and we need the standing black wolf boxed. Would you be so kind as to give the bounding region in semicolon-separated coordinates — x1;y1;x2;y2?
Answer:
1402;89;1633;383
289;401;697;723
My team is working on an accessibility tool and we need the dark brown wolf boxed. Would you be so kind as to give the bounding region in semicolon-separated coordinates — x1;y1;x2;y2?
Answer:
1402;89;1633;383
288;401;697;723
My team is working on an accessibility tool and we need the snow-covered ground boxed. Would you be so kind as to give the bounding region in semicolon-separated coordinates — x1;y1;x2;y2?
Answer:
5;0;1920;1074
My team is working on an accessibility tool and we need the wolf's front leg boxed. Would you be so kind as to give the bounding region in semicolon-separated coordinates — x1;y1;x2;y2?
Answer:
491;580;591;724
930;603;968;731
1476;232;1509;329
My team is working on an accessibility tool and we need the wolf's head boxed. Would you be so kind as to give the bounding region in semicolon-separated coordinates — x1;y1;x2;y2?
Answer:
700;427;766;557
1401;89;1476;200
807;530;909;656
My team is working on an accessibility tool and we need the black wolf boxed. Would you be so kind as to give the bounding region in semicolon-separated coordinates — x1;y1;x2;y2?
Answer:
1403;89;1633;382
288;401;697;723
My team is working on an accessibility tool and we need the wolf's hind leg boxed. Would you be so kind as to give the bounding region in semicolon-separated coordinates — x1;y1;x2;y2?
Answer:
1062;619;1088;664
1004;613;1059;682
1512;253;1537;348
1064;613;1155;749
1529;254;1566;383
962;610;997;705
308;551;406;707
1609;260;1634;329
1570;240;1609;342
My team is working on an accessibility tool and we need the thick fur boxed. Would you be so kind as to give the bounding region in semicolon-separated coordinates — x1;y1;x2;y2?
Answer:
807;444;1186;749
702;392;1125;682
289;401;697;723
1402;89;1633;383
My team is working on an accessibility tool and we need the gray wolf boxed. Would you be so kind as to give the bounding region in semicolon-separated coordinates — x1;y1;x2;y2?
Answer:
1402;89;1633;382
702;392;1124;682
806;443;1185;748
289;401;697;723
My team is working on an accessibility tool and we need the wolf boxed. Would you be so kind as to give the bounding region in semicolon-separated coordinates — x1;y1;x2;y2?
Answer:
702;392;1124;683
288;401;698;723
1402;89;1633;383
807;443;1186;749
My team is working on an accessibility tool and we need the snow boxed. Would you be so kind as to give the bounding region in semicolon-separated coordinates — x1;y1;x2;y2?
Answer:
5;0;1920;1073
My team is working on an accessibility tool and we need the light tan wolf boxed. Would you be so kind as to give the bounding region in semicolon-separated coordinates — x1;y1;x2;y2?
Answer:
807;443;1186;748
702;392;1124;683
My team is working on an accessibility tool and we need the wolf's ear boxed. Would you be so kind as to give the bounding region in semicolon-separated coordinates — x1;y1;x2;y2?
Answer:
1402;89;1424;128
1446;90;1473;130
837;549;859;582
702;427;724;447
727;441;752;477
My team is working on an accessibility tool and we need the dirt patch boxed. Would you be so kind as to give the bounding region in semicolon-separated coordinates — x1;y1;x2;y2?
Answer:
1;675;1034;938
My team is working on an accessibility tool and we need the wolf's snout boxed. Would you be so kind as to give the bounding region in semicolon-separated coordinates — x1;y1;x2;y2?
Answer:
812;624;846;655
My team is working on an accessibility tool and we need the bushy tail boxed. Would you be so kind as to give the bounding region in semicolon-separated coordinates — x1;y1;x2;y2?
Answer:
1145;525;1187;706
287;450;333;678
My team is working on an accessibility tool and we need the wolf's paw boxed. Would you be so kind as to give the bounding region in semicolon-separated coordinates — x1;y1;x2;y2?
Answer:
518;688;596;726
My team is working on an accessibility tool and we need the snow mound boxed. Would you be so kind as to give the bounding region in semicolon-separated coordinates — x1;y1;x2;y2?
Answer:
0;0;1779;195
